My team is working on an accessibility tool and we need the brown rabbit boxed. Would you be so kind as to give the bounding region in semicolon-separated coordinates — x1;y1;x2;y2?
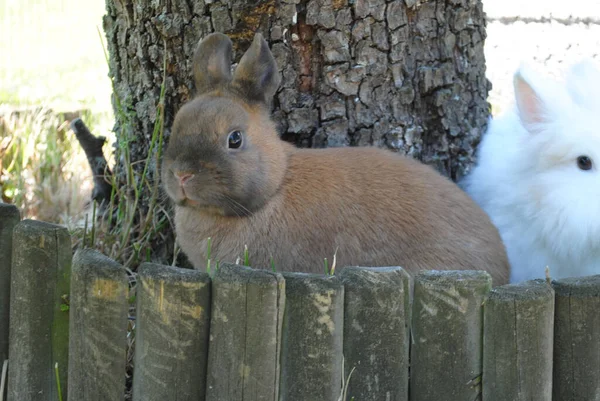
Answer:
162;32;510;285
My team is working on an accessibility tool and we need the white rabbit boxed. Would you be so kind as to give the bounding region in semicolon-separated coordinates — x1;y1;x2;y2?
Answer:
463;59;600;283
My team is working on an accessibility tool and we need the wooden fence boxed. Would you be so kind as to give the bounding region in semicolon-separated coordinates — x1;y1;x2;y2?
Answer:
0;203;599;401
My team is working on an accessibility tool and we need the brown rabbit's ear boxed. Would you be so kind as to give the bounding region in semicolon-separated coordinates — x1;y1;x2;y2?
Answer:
193;32;233;94
231;33;281;105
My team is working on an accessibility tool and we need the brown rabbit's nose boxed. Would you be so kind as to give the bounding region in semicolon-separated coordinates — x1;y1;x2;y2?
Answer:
174;171;194;186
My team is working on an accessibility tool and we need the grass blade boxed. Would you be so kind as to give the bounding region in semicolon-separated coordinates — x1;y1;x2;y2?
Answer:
90;200;97;248
54;362;63;401
330;247;339;276
206;237;212;274
243;244;249;266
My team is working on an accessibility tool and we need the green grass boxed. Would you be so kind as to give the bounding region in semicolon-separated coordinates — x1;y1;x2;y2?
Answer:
243;245;250;266
54;362;64;401
76;37;170;269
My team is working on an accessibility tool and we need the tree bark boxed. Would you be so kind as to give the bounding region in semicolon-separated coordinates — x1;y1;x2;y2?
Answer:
102;0;490;263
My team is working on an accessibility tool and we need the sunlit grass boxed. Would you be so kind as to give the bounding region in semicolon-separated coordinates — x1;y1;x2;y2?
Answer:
0;106;106;226
0;0;112;111
0;0;114;226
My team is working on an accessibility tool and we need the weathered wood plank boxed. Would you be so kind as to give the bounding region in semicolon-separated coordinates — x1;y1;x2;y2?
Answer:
483;279;555;401
205;263;285;401
279;272;344;401
552;275;600;401
133;263;211;401
340;266;410;401
7;220;71;401
67;249;129;401
0;204;19;365
409;270;491;401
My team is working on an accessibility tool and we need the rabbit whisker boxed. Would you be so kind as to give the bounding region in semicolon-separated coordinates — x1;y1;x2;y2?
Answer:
219;195;243;217
222;195;251;217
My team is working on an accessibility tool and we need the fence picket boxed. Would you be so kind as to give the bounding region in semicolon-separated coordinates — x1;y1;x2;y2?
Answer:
483;279;555;401
340;266;411;401
552;275;600;401
205;263;285;401
133;263;211;401
67;248;129;401
7;220;71;401
0;204;19;366
409;270;491;401
279;272;344;401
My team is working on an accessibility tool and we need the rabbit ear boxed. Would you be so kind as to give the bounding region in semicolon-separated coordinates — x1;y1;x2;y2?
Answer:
193;33;234;94
231;33;281;105
513;66;550;133
566;59;600;109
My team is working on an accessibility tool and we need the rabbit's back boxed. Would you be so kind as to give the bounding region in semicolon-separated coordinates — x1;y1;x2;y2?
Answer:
166;32;509;285
175;146;510;285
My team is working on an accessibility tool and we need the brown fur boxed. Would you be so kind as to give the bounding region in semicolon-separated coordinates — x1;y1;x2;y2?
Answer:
162;32;510;285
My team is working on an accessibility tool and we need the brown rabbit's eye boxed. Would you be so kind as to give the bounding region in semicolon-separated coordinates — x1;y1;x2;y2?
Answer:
577;155;593;171
228;130;243;149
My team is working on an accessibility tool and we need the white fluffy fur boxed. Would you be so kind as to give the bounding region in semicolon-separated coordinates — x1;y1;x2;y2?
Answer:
463;59;600;283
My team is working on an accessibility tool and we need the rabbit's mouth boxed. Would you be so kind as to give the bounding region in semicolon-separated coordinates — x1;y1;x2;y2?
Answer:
170;183;202;208
176;192;227;214
177;198;229;216
178;197;201;208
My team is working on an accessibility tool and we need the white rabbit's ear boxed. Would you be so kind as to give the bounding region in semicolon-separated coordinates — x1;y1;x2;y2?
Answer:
513;66;549;133
566;58;600;109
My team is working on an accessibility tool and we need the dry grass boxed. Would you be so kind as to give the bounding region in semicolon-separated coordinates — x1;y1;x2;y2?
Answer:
0;0;114;220
0;106;109;227
0;0;114;227
1;0;172;273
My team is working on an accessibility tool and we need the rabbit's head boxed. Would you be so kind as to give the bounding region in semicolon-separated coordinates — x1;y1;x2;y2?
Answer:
162;33;287;216
511;59;600;254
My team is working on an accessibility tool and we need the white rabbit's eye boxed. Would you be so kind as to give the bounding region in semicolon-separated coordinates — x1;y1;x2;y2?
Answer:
228;130;243;149
577;156;593;171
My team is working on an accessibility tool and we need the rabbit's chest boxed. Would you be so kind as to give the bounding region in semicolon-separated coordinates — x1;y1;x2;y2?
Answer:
174;206;273;267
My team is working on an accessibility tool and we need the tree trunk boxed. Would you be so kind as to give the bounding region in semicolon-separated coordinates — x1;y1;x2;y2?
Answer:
102;0;490;265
